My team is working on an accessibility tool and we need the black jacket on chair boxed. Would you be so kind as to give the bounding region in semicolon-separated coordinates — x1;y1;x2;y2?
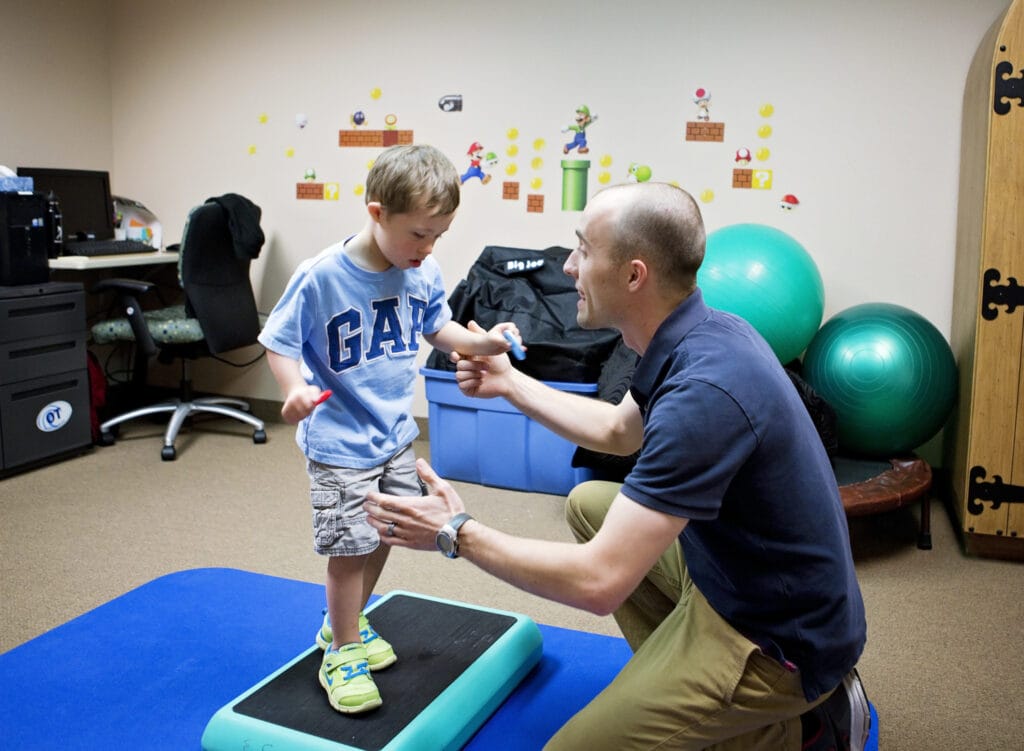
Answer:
181;194;265;355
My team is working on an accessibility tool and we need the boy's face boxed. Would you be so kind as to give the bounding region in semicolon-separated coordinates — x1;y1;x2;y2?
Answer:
369;203;455;270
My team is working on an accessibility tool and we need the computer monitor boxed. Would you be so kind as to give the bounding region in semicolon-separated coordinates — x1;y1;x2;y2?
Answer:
16;167;115;242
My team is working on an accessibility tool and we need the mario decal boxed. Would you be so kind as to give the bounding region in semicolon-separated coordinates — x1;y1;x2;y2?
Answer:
461;141;492;185
562;105;598;155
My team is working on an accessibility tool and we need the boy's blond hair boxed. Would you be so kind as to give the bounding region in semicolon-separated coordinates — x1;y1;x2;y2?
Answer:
365;144;461;216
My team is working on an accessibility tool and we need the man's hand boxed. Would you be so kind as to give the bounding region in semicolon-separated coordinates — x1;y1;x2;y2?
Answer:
365;459;466;550
452;321;517;400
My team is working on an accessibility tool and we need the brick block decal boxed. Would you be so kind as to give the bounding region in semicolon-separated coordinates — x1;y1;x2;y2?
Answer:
732;169;752;189
339;130;414;147
297;182;325;199
527;194;545;213
503;182;520;200
686;122;725;142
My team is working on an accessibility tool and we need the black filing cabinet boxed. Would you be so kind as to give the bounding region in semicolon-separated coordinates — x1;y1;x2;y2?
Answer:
0;282;92;475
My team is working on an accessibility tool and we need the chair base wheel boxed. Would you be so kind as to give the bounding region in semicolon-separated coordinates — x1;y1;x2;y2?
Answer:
161;446;177;461
99;431;116;446
253;429;267;444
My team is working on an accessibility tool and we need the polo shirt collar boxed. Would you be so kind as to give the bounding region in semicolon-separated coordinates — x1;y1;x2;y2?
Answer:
630;288;709;409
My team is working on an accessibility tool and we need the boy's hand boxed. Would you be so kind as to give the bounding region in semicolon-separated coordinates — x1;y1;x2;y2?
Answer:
486;321;525;357
450;319;524;359
281;384;330;424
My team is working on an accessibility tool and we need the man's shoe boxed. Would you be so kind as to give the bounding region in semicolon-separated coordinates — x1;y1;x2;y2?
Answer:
801;668;871;751
319;643;382;714
316;610;397;671
841;669;871;751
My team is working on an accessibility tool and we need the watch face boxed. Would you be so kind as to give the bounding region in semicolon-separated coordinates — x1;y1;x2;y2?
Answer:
436;530;456;557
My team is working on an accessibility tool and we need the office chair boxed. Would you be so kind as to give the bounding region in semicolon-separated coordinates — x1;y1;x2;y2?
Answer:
90;193;267;460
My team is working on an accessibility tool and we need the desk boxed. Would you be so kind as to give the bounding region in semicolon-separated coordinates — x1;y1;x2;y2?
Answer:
49;251;182;396
49;250;179;271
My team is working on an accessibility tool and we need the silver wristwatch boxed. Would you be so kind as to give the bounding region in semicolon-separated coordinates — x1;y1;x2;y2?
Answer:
435;513;473;558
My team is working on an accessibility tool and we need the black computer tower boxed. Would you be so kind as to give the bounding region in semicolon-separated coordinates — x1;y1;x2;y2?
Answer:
0;192;51;286
0;282;91;475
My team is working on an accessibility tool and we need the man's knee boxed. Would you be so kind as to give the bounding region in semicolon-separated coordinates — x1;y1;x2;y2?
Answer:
564;480;622;543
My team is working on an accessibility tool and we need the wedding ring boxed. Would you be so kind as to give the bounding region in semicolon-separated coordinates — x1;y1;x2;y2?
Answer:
387;521;396;537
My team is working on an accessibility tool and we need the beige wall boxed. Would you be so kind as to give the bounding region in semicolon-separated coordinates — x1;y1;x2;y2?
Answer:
0;0;113;169
1;0;1012;435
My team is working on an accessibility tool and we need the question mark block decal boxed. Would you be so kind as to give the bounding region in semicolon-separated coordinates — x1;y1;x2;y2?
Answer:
751;170;773;190
324;183;340;200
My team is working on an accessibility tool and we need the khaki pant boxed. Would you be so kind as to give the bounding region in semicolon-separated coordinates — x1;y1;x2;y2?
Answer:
546;481;830;751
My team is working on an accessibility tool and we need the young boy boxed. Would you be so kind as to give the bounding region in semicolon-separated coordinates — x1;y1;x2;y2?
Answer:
258;144;518;714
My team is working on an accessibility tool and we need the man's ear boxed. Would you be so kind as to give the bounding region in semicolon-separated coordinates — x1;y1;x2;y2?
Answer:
627;259;648;291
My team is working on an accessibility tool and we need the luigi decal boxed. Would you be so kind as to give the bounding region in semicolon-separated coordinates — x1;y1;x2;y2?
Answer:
562;105;598;155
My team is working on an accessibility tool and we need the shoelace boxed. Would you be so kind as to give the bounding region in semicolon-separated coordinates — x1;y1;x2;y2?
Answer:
339;660;370;681
360;624;380;645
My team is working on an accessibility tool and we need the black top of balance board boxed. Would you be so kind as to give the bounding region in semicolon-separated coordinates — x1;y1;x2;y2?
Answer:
232;594;517;750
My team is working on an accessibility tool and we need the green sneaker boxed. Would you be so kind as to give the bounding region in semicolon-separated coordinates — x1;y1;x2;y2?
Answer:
316;610;397;671
319;643;381;714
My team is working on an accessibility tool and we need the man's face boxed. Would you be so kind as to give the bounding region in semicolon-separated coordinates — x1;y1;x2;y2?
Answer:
564;194;628;330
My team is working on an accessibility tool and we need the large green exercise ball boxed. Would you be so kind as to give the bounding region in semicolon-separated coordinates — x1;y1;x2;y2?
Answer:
802;302;957;456
697;223;825;363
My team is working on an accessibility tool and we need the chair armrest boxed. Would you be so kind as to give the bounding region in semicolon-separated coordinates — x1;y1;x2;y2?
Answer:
93;277;157;296
92;278;158;357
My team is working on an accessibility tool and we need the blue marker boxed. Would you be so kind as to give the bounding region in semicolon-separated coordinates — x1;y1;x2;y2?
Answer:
503;330;526;360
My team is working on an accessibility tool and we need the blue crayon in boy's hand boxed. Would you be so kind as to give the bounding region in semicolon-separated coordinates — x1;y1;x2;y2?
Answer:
503;330;526;360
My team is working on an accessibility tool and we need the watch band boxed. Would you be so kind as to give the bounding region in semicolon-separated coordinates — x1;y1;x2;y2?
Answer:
448;512;473;535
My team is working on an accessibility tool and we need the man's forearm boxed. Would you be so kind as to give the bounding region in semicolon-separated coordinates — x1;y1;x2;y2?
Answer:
456;520;618;615
503;369;638;456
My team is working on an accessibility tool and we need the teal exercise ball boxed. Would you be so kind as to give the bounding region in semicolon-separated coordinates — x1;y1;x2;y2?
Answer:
802;302;957;456
697;223;824;363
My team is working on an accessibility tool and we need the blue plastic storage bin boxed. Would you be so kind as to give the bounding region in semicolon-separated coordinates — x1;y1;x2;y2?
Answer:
421;367;597;496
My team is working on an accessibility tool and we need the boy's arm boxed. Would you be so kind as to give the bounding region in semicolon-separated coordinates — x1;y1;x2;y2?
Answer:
266;350;328;424
423;320;517;358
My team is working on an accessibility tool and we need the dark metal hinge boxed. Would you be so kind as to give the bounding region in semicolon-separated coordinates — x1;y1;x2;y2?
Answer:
994;60;1024;114
981;268;1023;320
968;465;1024;515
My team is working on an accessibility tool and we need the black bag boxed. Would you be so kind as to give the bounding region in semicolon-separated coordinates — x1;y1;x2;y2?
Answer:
571;338;641;481
426;245;622;384
784;360;840;460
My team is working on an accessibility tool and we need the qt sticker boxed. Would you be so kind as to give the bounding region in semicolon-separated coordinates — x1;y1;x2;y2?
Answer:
36;400;72;432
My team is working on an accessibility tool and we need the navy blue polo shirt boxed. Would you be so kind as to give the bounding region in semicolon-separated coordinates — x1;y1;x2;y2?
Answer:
622;289;866;701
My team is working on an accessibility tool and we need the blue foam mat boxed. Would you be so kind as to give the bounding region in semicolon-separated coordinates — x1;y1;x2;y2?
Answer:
0;568;879;749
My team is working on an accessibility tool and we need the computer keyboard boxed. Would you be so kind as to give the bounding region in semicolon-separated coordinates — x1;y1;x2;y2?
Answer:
63;239;159;257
